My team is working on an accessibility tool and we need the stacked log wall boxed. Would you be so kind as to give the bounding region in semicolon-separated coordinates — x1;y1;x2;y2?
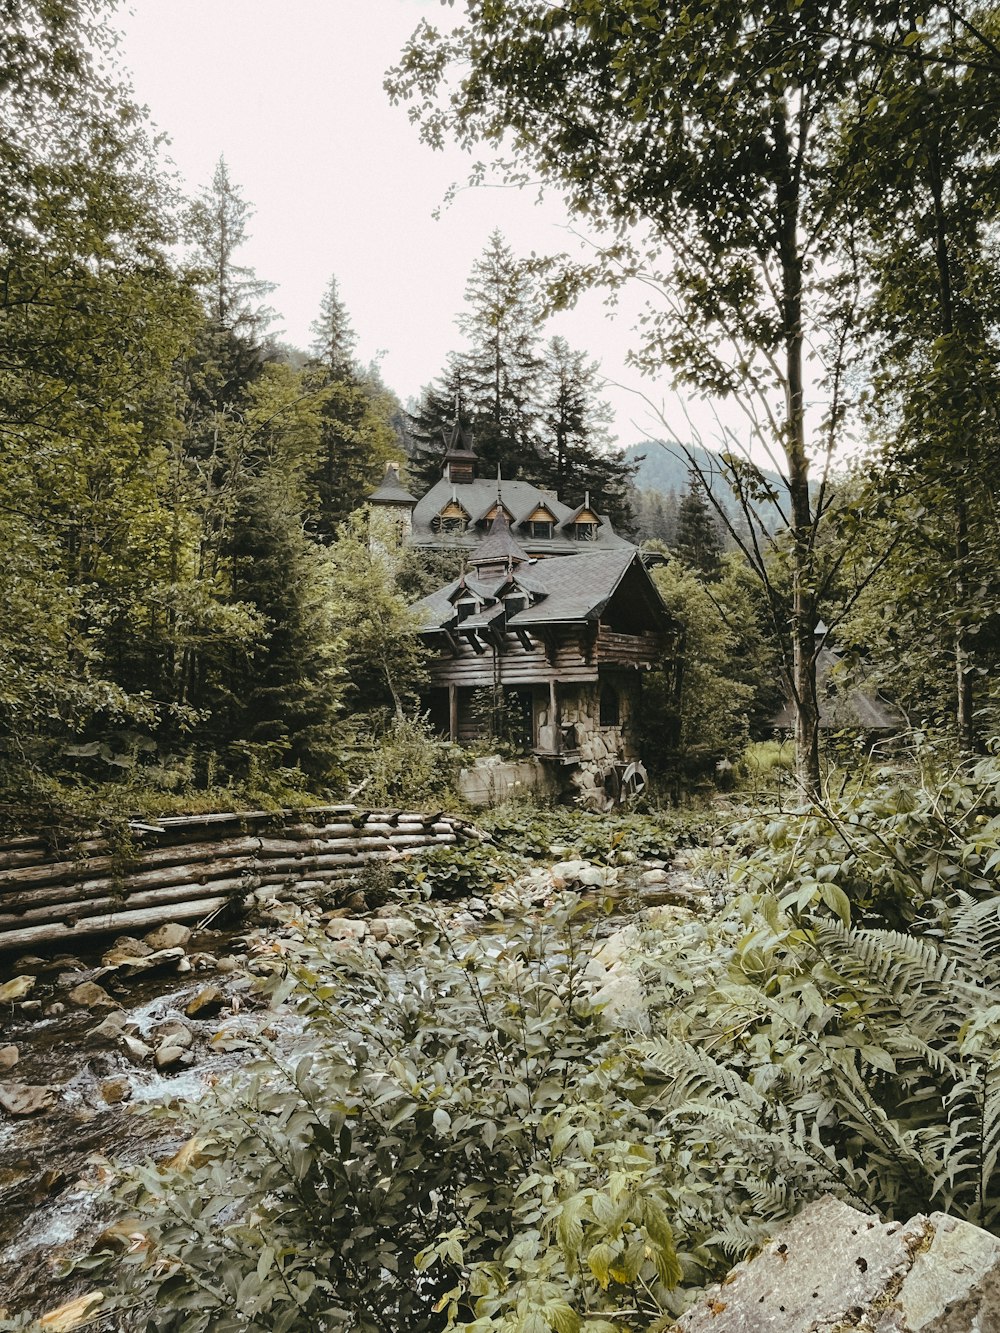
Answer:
0;806;477;955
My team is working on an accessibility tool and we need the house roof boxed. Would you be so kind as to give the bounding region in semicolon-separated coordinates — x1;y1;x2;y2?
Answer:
366;464;418;506
411;476;631;555
412;547;665;634
470;510;530;569
770;647;903;730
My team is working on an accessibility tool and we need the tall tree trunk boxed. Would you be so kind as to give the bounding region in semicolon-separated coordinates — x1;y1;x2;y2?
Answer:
776;106;821;799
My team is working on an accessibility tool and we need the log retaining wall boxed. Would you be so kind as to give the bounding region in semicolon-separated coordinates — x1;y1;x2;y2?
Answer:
0;806;479;954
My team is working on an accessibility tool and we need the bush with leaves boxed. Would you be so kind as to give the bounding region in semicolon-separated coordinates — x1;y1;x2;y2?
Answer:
104;901;691;1332
482;807;684;867
724;743;1000;928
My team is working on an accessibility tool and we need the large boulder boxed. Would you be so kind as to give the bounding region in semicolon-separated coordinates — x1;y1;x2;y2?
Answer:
675;1196;1000;1332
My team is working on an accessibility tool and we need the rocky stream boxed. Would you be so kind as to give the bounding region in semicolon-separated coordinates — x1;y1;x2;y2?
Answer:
0;852;706;1327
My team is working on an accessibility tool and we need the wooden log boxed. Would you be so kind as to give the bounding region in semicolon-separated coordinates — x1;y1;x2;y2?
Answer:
0;856;267;914
0;896;233;953
0;877;252;932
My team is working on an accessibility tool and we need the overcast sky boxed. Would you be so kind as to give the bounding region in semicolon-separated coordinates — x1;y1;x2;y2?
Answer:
112;0;695;450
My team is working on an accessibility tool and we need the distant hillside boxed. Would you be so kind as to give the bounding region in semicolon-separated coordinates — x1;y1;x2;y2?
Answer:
624;440;787;536
624;440;785;499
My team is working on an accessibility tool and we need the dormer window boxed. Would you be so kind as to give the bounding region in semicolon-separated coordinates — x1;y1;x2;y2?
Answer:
505;594;527;616
575;521;597;541
455;599;477;622
530;520;553;539
432;499;470;534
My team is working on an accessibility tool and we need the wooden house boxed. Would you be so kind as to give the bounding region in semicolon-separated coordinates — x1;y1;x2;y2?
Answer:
410;509;675;804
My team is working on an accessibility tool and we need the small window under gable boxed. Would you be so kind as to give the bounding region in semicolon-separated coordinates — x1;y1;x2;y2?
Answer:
455;598;477;623
574;507;600;541
432;499;470;534
525;504;556;541
504;594;527;616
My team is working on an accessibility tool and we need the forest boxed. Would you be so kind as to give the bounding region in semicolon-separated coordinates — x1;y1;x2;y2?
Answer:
3;0;1000;1329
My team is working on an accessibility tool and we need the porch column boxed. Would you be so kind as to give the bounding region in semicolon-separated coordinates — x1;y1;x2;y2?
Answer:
448;683;458;742
549;678;560;753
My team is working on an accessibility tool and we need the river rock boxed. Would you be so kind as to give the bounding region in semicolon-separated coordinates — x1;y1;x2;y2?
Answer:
0;1081;58;1116
154;1044;192;1071
101;936;152;966
0;1045;18;1071
100;1078;131;1105
44;1002;67;1018
121;1034;153;1064
674;1195;1000;1333
215;955;239;973
185;985;225;1019
67;980;119;1010
325;918;367;941
107;946;187;981
153;1020;194;1049
143;922;192;951
0;974;36;1002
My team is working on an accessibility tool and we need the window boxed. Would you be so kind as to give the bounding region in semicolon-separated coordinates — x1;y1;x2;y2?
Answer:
600;684;620;727
456;600;477;622
530;520;554;539
505;595;526;616
575;521;597;541
433;514;466;534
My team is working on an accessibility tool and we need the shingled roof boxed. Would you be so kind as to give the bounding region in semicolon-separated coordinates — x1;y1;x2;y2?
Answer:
770;647;903;731
412;547;656;633
366;463;417;506
410;476;631;556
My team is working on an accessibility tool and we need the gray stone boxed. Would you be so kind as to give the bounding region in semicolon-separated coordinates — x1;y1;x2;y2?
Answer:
143;922;191;951
0;1045;18;1071
0;1082;58;1116
100;1078;131;1104
325;918;367;942
641;868;670;885
675;1197;1000;1333
67;981;119;1010
153;1020;193;1050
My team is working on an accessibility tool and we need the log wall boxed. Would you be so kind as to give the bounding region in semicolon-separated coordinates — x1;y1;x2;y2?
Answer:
0;806;479;955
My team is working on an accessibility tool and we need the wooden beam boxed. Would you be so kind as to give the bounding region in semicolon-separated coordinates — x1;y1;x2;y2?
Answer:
448;683;458;742
462;629;487;654
515;628;534;653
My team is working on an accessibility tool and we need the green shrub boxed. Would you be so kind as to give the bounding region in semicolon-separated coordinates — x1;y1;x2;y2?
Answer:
727;746;1000;928
104;901;692;1331
394;842;522;900
482;807;683;866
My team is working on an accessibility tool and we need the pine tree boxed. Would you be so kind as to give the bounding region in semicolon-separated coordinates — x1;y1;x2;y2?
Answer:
674;474;723;581
536;335;636;526
311;274;357;382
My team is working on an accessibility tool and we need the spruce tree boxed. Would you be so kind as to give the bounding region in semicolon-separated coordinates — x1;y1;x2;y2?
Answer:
311;274;357;383
536;335;636;526
674;474;723;580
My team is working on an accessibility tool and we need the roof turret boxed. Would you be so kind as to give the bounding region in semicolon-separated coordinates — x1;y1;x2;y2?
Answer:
367;463;418;507
470;508;530;572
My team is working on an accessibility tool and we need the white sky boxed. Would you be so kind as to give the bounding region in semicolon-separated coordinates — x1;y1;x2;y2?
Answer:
112;0;693;451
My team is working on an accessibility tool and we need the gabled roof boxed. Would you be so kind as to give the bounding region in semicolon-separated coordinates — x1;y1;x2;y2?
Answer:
367;463;417;506
413;548;671;635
